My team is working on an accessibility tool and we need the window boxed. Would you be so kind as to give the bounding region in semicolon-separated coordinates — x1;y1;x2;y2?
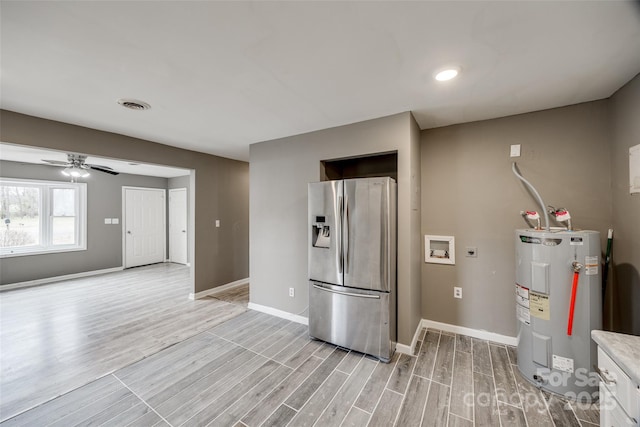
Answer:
0;178;86;257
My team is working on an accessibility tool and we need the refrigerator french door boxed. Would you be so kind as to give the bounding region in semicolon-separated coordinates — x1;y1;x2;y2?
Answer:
308;177;396;362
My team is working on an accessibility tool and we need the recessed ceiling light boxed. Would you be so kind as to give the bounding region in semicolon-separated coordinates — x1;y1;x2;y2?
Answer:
117;98;151;111
434;67;461;82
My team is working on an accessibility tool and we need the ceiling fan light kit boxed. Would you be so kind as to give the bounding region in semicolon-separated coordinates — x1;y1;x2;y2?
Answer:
42;153;120;182
61;166;90;178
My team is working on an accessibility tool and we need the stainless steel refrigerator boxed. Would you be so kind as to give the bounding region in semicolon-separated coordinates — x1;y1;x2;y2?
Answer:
308;177;396;362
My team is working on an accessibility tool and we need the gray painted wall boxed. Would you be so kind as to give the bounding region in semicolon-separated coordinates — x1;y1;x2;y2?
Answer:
608;73;640;335
408;114;423;342
0;110;249;293
249;112;422;345
421;100;612;338
0;160;168;284
168;175;190;190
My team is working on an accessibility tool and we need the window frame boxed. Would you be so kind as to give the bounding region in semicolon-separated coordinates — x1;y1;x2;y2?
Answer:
0;178;87;258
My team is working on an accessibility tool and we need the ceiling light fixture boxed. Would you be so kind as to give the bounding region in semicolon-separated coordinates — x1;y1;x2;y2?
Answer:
434;67;461;82
117;98;151;111
61;166;90;179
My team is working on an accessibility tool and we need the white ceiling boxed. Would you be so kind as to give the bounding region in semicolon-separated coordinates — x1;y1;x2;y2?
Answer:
1;1;639;162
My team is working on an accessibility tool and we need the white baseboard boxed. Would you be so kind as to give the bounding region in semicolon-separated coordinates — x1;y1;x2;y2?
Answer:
189;277;249;300
1;266;125;291
248;302;309;326
396;320;423;355
421;318;517;347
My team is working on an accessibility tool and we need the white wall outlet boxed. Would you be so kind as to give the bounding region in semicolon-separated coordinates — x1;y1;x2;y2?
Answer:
510;144;521;157
454;287;462;299
289;287;295;297
104;218;112;225
111;218;119;225
215;219;220;228
465;247;477;257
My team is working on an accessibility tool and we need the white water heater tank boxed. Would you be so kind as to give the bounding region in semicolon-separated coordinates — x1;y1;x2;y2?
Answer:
515;229;601;400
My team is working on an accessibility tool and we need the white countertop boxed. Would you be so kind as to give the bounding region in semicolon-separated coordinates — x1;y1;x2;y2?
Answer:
592;330;640;385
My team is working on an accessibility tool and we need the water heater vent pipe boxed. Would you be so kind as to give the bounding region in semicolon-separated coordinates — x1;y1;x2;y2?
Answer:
512;162;550;231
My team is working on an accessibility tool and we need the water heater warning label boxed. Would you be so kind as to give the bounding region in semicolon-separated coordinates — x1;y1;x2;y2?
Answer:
529;292;550;320
552;355;574;373
585;256;599;275
517;305;530;325
516;288;529;308
515;284;530;324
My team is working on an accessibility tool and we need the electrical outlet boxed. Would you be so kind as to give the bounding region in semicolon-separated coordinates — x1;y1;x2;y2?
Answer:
289;287;295;297
454;287;462;299
215;219;220;228
510;144;521;157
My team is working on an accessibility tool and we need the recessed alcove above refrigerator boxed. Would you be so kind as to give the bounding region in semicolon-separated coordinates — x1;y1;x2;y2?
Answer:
320;151;397;182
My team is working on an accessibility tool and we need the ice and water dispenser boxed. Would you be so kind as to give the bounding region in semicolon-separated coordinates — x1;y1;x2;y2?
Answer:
312;216;331;249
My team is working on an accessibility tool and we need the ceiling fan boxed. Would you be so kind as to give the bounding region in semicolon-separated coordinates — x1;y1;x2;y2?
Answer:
42;154;120;181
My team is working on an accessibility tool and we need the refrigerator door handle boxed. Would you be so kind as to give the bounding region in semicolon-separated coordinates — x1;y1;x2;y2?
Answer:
338;196;343;274
344;196;350;273
312;284;380;299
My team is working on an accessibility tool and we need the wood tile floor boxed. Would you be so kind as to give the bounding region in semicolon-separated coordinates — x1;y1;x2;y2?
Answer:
1;304;600;426
207;285;250;308
0;264;247;422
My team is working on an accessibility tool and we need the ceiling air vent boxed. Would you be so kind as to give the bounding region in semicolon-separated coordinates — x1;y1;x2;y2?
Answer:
117;98;151;111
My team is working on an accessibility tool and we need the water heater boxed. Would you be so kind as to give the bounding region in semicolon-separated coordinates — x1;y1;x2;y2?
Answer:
515;229;602;400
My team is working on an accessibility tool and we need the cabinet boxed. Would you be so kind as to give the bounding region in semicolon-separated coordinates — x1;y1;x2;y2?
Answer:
597;347;639;426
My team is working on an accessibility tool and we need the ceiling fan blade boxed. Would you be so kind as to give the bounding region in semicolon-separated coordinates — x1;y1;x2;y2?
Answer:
89;165;119;175
42;159;69;166
85;163;113;170
43;156;119;175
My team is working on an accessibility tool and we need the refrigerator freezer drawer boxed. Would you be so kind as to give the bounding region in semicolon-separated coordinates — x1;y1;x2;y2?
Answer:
309;281;395;362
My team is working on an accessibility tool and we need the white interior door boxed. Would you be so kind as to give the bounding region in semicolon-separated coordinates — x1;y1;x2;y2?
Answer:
124;187;166;268
169;188;188;265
